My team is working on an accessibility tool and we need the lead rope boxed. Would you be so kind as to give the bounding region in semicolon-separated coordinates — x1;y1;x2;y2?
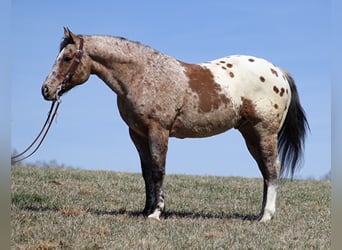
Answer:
11;100;61;164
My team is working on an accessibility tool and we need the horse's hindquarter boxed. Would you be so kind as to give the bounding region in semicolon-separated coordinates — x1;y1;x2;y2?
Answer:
171;56;291;138
201;56;291;132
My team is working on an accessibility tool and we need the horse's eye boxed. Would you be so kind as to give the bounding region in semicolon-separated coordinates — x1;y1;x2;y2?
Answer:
63;57;72;63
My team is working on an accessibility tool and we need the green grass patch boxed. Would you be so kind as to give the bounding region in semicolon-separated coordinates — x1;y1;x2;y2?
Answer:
11;165;330;249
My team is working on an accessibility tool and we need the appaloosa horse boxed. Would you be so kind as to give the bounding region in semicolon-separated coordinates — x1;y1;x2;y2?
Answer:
42;28;308;221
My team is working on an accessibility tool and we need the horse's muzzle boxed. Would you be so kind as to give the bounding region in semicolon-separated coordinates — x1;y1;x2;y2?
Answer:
41;85;54;101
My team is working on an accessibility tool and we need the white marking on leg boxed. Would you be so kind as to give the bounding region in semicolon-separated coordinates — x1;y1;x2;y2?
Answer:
159;190;165;210
148;191;165;220
260;183;277;222
147;190;164;221
148;209;161;220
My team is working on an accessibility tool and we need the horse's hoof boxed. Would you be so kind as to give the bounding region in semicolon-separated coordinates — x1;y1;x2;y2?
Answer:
147;209;161;221
258;212;273;222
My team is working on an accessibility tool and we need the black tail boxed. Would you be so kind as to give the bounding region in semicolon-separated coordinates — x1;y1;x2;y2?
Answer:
278;71;309;177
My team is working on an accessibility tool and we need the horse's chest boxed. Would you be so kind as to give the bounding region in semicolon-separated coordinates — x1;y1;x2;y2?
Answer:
117;97;146;135
116;93;179;136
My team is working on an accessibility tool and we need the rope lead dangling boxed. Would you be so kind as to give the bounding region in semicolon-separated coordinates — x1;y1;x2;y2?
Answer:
11;101;61;164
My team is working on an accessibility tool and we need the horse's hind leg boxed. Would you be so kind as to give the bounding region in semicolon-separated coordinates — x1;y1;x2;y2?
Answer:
239;123;280;222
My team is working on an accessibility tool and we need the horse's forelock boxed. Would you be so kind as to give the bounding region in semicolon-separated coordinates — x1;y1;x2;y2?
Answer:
59;36;75;52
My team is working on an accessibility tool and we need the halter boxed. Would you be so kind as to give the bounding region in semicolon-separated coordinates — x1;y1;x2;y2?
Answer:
56;35;84;98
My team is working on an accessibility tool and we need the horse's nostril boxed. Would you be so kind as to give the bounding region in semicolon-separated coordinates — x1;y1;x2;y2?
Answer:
42;85;49;98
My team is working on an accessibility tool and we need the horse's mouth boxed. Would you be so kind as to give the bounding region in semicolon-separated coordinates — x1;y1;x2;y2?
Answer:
55;86;64;100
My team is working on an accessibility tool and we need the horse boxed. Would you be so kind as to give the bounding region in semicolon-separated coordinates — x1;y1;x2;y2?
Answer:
42;28;308;221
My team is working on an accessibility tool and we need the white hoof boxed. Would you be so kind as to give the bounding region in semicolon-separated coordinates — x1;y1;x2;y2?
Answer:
147;209;161;221
258;211;273;222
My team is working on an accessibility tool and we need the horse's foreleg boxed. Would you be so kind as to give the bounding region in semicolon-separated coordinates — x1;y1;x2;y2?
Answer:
129;129;153;215
129;123;168;220
239;124;280;222
146;122;169;220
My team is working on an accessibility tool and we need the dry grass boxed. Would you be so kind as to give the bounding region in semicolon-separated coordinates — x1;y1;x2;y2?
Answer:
11;165;331;249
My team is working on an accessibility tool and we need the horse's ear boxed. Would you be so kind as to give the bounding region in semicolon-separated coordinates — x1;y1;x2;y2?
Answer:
63;27;78;43
63;27;69;37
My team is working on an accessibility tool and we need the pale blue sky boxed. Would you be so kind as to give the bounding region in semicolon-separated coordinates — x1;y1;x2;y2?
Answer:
11;1;330;178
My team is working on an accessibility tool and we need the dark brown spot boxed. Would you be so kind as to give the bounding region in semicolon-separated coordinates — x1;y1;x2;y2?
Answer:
280;88;285;97
229;72;234;78
220;60;226;64
156;104;162;111
227;63;233;68
259;76;265;82
273;86;279;94
181;62;230;113
239;97;261;124
248;58;255;62
286;88;289;94
221;66;227;70
270;68;279;77
274;104;278;109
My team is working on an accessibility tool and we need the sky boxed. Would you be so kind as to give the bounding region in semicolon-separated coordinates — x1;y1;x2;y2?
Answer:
11;1;331;179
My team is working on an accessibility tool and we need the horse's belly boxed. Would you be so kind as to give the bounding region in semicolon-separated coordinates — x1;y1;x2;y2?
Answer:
169;108;237;138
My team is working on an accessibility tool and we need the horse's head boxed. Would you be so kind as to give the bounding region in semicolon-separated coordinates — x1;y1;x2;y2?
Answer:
42;28;91;101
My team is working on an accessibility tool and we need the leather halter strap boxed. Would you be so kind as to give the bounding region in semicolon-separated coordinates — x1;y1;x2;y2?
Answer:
58;35;84;94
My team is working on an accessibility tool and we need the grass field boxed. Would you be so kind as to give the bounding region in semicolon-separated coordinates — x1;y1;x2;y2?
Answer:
11;165;330;249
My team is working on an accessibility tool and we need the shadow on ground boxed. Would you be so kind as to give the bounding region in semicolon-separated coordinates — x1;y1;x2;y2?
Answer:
13;203;259;221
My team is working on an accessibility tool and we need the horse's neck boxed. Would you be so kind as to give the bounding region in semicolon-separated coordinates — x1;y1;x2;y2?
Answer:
86;35;162;96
